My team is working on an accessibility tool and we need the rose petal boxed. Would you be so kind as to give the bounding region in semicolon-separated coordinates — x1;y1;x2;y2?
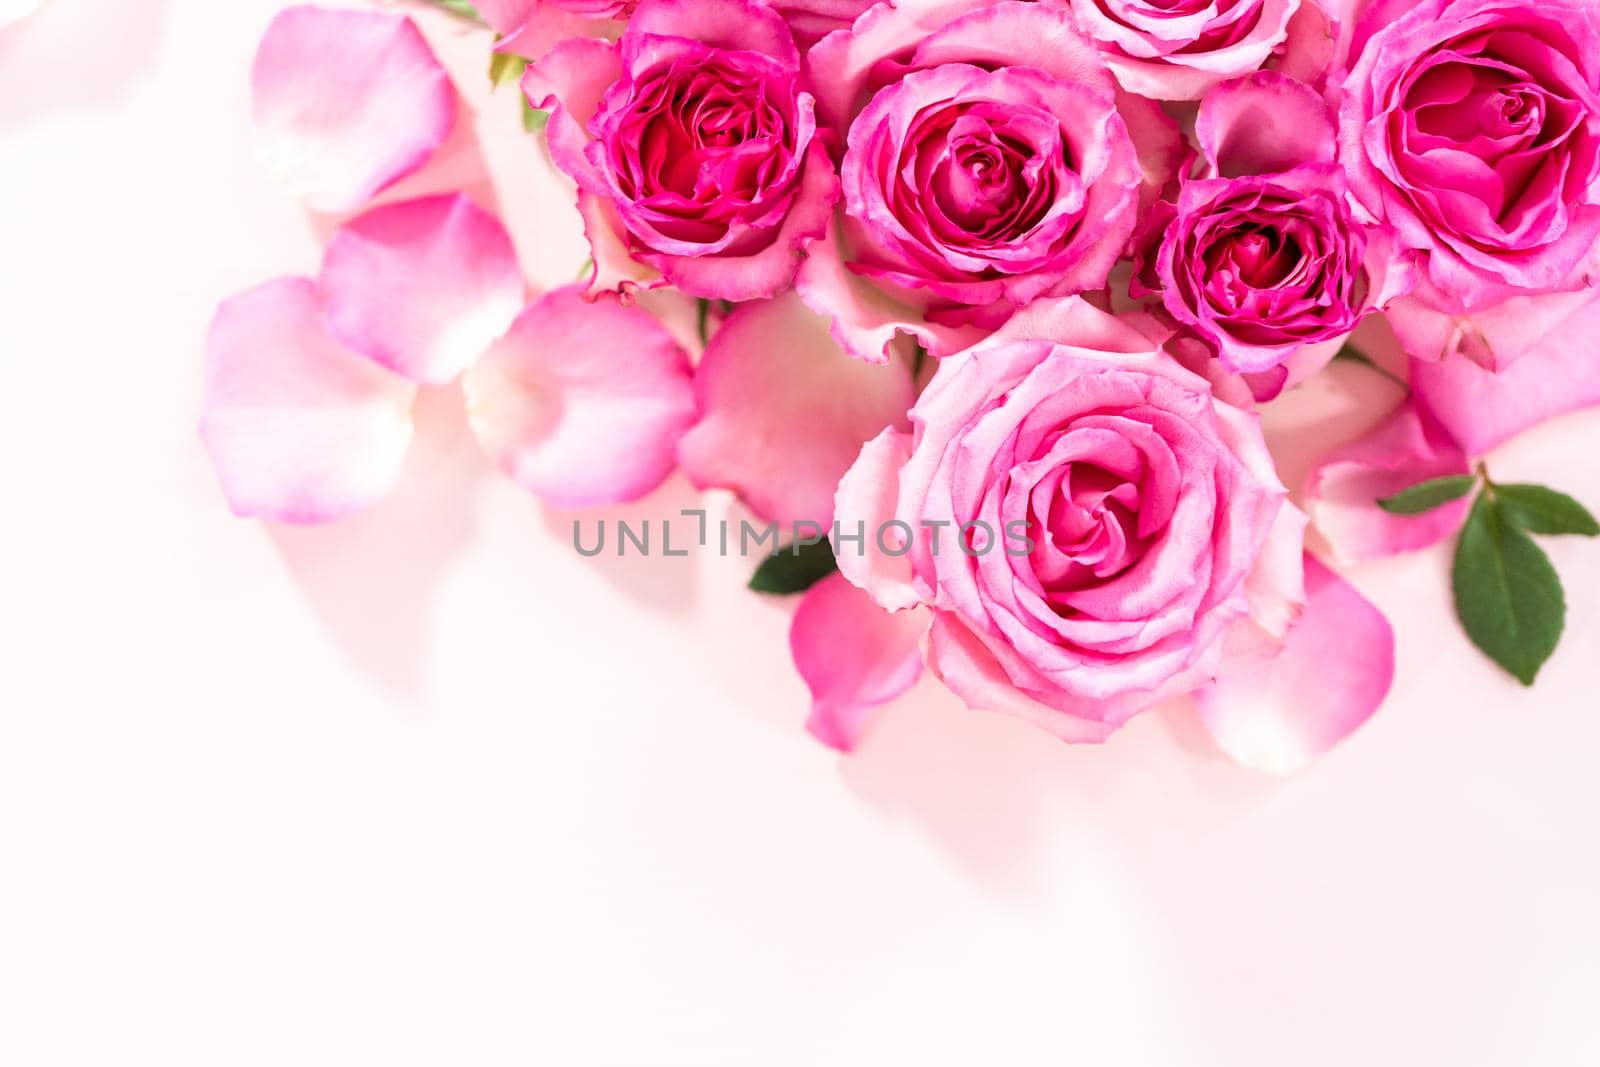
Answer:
201;277;417;524
251;6;455;214
473;0;536;35
1196;70;1336;178
794;219;989;364
521;37;623;194
576;191;664;297
1194;555;1395;774
1409;292;1600;456
1268;0;1339;87
1245;502;1310;642
318;194;524;386
833;428;925;612
463;285;696;506
1116;87;1189;213
628;0;799;65
926;615;1118;744
1386;288;1599;371
1305;399;1472;563
678;292;917;527
792;573;927;752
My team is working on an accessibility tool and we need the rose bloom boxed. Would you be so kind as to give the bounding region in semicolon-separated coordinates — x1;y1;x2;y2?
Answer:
1341;0;1600;311
1141;167;1368;382
1066;0;1324;100
524;0;837;299
797;0;1146;362
1133;72;1407;398
832;299;1307;740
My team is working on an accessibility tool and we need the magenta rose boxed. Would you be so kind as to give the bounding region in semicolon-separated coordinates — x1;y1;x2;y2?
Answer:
1144;167;1367;375
1340;0;1600;311
832;299;1309;740
1133;73;1406;398
524;0;838;300
797;0;1145;362
1067;0;1335;100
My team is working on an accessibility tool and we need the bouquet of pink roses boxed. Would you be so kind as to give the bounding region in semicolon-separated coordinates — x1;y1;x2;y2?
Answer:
202;0;1599;771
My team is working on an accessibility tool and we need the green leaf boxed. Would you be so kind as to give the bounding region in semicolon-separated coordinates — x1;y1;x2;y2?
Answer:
522;101;549;134
1452;494;1566;686
489;51;528;91
1492;483;1600;537
1377;474;1478;515
748;539;838;595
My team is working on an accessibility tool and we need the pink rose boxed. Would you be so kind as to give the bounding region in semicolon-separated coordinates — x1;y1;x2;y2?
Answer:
1065;0;1346;100
524;0;838;300
832;298;1309;740
797;0;1145;362
1340;0;1600;311
1132;73;1407;399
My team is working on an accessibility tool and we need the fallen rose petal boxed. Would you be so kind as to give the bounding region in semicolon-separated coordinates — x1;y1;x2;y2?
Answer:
1306;399;1472;563
1194;555;1395;774
496;5;623;62
677;292;917;527
473;0;537;33
318;194;525;386
792;573;927;752
201;277;417;523
1409;293;1600;456
252;6;456;214
1386;288;1599;371
463;286;695;507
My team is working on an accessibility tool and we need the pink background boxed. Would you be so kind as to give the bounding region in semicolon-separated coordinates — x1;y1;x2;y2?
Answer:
3;1;1600;1062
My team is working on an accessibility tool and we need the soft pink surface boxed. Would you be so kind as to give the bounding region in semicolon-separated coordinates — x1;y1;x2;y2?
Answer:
4;3;1600;1065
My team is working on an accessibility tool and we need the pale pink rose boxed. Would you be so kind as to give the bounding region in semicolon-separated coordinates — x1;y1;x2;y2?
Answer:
524;0;838;300
832;298;1310;740
1066;0;1334;100
1340;0;1600;311
797;0;1146;362
1132;73;1408;400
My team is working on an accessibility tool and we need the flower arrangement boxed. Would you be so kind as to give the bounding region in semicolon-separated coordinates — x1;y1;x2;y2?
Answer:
202;0;1599;771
